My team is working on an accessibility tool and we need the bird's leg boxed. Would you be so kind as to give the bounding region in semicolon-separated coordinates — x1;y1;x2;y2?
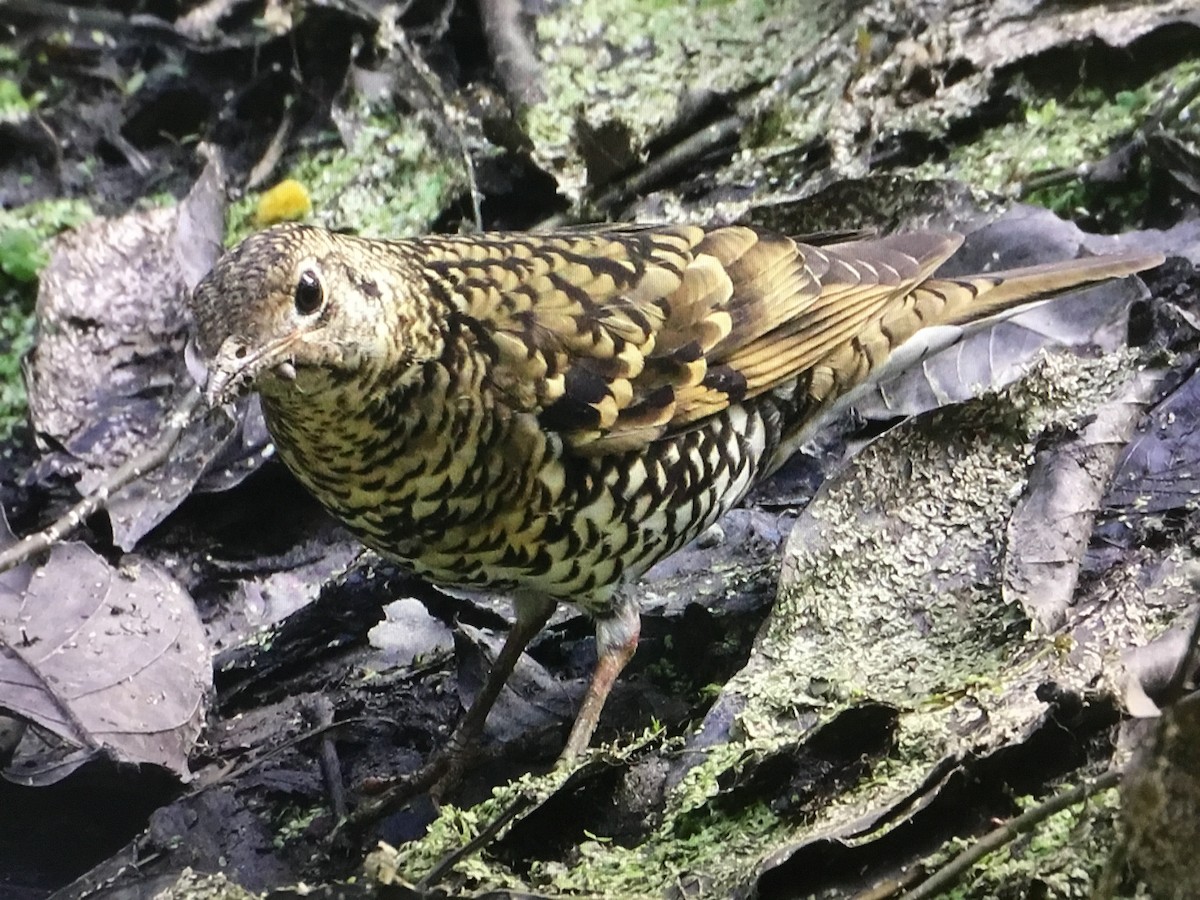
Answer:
336;594;556;837
561;596;640;761
441;593;557;769
340;596;636;841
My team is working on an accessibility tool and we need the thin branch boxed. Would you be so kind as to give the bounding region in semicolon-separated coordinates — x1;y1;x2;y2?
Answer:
0;388;203;576
0;641;98;753
246;106;296;191
1018;163;1093;199
416;791;534;890
195;715;385;789
332;753;450;844
543;46;830;226
590;115;742;214
392;29;484;231
478;0;544;109
898;770;1121;900
1147;71;1200;131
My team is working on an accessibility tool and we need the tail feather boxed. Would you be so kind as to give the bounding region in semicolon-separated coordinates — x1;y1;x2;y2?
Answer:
765;247;1162;474
929;251;1165;326
793;246;1162;431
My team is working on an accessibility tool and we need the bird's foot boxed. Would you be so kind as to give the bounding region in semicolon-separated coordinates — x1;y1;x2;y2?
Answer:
333;598;560;847
329;743;480;851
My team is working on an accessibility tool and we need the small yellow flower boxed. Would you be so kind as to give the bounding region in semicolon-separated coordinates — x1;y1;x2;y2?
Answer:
255;179;312;226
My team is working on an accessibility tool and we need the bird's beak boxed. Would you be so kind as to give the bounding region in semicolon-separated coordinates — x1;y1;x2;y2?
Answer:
203;332;301;407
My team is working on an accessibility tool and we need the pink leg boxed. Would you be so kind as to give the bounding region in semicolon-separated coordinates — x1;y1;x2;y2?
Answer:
561;597;641;761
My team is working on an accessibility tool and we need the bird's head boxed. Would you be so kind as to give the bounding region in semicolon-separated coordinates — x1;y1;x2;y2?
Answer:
188;223;441;407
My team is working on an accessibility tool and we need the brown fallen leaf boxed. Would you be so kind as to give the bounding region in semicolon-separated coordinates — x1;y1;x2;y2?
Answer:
0;539;211;786
1002;370;1162;632
22;152;266;550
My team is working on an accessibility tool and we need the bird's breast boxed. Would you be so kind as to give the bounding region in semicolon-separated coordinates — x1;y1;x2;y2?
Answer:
260;362;779;610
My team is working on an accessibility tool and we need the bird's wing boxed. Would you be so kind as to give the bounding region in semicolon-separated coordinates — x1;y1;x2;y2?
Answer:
411;225;962;454
413;225;1151;456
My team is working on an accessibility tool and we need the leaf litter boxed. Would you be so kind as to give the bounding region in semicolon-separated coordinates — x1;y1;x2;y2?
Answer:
0;525;210;786
1;0;1199;897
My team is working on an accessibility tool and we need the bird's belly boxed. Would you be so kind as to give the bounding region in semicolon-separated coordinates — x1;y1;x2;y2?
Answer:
268;393;773;613
380;405;772;608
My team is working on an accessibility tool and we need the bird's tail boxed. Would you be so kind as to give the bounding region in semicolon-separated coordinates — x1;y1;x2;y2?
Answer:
764;244;1163;473
920;250;1164;327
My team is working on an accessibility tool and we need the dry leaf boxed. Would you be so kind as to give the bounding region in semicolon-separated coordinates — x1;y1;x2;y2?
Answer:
0;542;211;786
22;154;267;550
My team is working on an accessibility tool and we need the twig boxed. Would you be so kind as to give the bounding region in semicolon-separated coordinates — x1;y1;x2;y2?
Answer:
593;115;742;213
415;791;534;890
0;388;203;576
195;715;385;789
302;696;349;820
0;640;98;757
1018;163;1093;199
246;106;296;191
104;128;155;177
550;46;831;226
898;770;1121;900
332;753;451;843
392;29;484;231
533;34;840;229
478;0;544;109
1146;71;1200;132
528;112;745;228
31;113;63;179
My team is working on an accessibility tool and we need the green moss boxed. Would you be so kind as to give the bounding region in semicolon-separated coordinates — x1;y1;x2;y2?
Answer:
0;198;94;439
936;786;1151;899
0;76;42;124
527;0;834;200
909;57;1200;224
152;869;261;900
700;25;1200;223
0;198;94;239
271;803;324;849
0;227;45;283
373;766;579;891
0;299;35;441
372;736;794;898
226;112;462;244
135;191;179;212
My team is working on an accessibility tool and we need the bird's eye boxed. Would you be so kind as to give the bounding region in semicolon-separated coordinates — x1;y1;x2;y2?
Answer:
294;270;324;316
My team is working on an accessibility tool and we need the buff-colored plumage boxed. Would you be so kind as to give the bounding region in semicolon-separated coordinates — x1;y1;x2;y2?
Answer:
189;222;1160;762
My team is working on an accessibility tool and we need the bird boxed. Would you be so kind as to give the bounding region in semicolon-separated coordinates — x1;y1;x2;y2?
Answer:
188;222;1161;781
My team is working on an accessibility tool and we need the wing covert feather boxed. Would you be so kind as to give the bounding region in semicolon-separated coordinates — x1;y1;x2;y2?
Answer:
409;225;1143;456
